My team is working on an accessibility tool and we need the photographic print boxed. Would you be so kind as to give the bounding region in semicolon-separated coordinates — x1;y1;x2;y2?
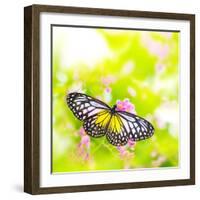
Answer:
24;5;195;194
52;26;179;173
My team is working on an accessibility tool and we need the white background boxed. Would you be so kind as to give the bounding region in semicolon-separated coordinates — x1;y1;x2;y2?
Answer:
0;0;199;199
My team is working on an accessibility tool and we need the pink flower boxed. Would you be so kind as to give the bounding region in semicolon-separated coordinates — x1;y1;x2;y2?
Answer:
101;76;115;98
116;99;136;114
79;127;85;136
117;140;136;156
101;75;116;86
105;87;112;93
141;33;169;60
117;144;135;169
80;135;90;148
127;87;137;97
127;139;136;147
155;63;165;74
117;146;127;159
77;127;90;161
149;43;169;59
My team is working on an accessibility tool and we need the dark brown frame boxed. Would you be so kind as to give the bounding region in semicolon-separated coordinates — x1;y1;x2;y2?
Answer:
24;4;195;195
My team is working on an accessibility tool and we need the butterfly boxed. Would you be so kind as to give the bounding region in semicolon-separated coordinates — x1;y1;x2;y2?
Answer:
66;92;154;146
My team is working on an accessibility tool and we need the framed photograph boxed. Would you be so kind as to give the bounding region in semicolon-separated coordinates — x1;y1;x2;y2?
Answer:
24;4;195;194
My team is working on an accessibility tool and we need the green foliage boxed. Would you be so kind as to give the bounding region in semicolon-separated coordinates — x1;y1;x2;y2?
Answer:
52;28;179;173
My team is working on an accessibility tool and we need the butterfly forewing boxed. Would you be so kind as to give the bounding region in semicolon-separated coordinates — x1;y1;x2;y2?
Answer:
66;92;110;121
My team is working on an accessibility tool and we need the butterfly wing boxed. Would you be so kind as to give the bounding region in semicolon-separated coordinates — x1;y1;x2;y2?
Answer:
106;111;154;146
83;110;112;138
106;114;129;146
66;92;110;121
118;111;154;141
67;92;111;137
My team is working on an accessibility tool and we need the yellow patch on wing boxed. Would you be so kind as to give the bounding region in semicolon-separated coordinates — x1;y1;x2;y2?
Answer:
108;114;122;133
95;110;111;127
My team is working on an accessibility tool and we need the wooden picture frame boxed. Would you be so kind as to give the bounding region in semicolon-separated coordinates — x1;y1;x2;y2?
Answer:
24;4;195;194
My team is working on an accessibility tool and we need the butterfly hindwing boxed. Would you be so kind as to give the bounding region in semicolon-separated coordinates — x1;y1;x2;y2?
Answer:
106;114;129;146
106;112;154;146
83;110;111;138
117;111;154;142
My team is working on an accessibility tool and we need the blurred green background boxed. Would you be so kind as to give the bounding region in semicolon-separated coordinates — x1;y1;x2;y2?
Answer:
52;27;179;173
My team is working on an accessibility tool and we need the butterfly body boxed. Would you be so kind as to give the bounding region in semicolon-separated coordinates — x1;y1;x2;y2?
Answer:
67;92;154;146
110;105;117;114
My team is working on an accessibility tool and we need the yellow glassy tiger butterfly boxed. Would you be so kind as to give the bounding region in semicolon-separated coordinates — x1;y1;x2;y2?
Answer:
66;92;154;146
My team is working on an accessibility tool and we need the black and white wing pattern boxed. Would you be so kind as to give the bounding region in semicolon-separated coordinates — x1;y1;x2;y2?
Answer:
117;111;154;142
105;114;129;146
66;92;110;121
66;92;111;138
83;110;111;138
